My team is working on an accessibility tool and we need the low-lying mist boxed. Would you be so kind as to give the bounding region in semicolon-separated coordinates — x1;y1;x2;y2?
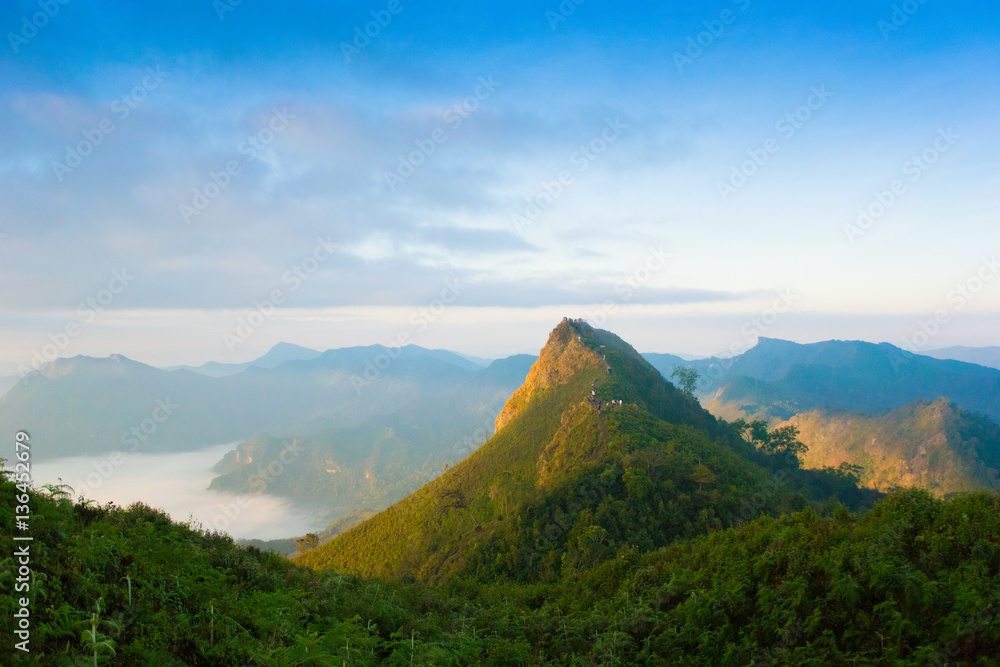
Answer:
30;443;326;541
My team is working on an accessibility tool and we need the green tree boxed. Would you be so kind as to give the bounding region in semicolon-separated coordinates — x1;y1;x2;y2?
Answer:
297;532;320;553
623;467;654;499
690;464;716;491
732;419;809;466
670;367;700;397
759;424;808;462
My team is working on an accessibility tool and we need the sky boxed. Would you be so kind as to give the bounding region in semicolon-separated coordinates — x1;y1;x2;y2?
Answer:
1;0;998;372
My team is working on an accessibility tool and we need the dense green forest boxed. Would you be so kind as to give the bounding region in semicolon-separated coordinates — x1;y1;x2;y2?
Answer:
3;466;999;664
3;322;999;664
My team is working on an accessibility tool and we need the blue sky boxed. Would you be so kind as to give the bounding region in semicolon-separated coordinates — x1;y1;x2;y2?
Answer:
1;0;998;370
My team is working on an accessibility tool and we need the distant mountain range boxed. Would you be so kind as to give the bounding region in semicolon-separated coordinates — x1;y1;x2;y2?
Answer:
208;354;536;518
14;323;1000;664
643;339;1000;498
164;343;495;378
919;345;1000;370
643;338;1000;424
7;335;1000;526
0;344;533;462
164;342;324;377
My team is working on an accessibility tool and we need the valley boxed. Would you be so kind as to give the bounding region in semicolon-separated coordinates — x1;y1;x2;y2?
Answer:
4;320;998;664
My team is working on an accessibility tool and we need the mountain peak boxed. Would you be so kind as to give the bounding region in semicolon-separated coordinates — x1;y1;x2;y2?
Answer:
494;319;607;432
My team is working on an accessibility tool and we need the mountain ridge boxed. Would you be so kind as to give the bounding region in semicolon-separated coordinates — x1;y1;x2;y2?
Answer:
642;337;1000;424
295;320;849;582
0;344;535;460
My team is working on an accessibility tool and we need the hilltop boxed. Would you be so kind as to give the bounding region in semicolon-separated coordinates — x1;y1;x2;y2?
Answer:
295;320;865;582
790;398;1000;497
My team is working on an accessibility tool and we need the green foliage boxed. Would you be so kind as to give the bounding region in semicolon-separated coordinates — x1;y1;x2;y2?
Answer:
2;470;998;665
295;533;319;554
670;366;700;397
732;418;809;466
791;398;1000;496
2;324;997;664
296;321;798;583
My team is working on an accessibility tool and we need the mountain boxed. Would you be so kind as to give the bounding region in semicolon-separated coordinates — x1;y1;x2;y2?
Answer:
921;345;1000;370
668;337;1000;424
3;327;992;664
788;398;1000;497
165;342;323;377
638;352;693;381
208;355;537;515
449;351;495;368
295;320;867;582
0;346;534;461
675;339;1000;497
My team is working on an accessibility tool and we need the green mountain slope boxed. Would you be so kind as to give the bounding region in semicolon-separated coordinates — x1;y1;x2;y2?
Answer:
296;321;836;582
789;398;1000;496
4;461;1000;664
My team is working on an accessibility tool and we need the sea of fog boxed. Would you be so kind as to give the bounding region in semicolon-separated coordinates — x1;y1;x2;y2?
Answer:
30;443;326;541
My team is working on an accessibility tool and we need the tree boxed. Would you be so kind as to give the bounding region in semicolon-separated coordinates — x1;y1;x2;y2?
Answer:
732;418;770;445
733;420;809;466
297;533;320;553
670;367;700;397
759;425;808;462
833;462;864;485
690;464;716;491
623;467;654;499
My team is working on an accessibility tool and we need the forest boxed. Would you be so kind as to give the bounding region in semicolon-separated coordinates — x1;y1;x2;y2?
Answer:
2;463;999;664
3;322;998;664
